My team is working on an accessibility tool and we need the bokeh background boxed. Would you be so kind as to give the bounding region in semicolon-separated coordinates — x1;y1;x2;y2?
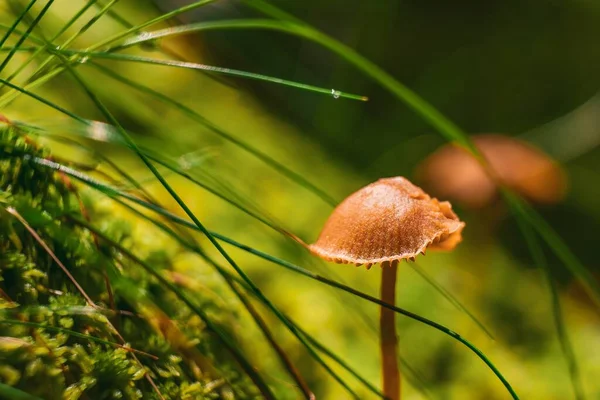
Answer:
2;0;600;398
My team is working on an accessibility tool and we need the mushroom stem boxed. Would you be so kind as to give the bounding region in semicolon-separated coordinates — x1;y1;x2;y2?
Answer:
380;261;400;400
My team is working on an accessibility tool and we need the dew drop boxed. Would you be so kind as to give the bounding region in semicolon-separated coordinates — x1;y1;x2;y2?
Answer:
78;56;89;64
331;89;341;99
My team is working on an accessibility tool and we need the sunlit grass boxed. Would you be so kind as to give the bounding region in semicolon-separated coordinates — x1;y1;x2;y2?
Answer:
0;1;596;399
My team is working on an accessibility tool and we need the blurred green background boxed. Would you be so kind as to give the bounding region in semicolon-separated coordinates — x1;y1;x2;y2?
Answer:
2;0;600;398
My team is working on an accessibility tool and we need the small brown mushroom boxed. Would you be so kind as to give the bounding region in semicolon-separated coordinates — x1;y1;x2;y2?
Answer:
417;134;567;209
309;177;464;400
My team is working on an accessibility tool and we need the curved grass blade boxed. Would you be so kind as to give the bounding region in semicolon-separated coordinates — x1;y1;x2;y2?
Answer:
104;16;472;152
410;262;495;340
2;0;99;86
127;5;600;313
77;185;433;400
0;318;158;359
71;194;381;399
88;60;340;206
0;384;43;400
0;77;87;123
133;199;517;398
63;218;285;400
89;61;339;206
0;0;54;75
63;62;359;398
504;192;600;308
514;208;584;399
18;154;516;399
40;126;491;391
0;0;38;49
228;287;315;399
29;119;295;235
0;55;338;207
89;0;219;50
0;0;220;106
4;206;96;306
242;0;600;358
63;49;367;101
289;317;386;398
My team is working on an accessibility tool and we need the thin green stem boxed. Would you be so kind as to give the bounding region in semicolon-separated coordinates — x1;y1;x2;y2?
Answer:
67;216;277;399
0;0;38;49
109;11;600;310
83;195;381;399
106;16;473;151
514;213;584;399
0;0;217;107
2;0;99;87
60;49;367;101
503;191;600;307
0;0;54;74
89;0;219;50
18;152;516;399
0;383;43;400
60;60;360;398
0;319;157;359
0;77;87;122
410;262;494;340
89;61;338;206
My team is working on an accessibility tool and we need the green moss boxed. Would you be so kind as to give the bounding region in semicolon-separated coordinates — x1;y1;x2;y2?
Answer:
0;125;259;399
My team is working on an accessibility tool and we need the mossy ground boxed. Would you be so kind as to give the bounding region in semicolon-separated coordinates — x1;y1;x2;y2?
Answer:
0;124;258;399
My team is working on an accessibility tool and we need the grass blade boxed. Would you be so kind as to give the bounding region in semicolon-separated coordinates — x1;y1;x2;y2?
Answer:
16;152;516;399
105;16;473;150
61;49;368;101
73;196;380;399
504;192;600;308
89;0;219;50
2;0;99;86
514;209;584;399
88;61;339;206
60;59;361;398
5;206;96;306
410;262;494;340
0;384;44;400
0;0;54;75
0;318;157;359
0;77;87;123
0;0;38;49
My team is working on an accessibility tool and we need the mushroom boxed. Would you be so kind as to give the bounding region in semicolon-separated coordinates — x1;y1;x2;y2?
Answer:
417;134;567;209
309;177;465;400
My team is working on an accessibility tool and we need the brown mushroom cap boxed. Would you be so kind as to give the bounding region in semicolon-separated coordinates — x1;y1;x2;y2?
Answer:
309;177;465;268
417;134;567;208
